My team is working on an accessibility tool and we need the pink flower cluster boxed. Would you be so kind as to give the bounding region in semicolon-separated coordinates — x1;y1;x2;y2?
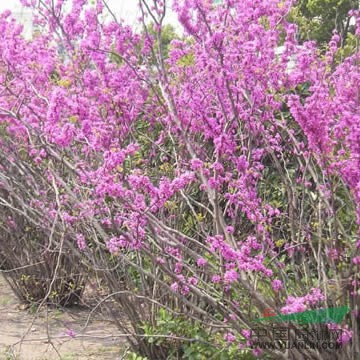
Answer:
281;288;325;314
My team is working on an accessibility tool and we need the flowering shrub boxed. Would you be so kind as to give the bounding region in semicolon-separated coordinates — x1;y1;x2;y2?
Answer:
0;0;359;359
0;122;85;305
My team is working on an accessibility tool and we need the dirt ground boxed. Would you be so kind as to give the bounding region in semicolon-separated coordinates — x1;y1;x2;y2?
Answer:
0;275;127;360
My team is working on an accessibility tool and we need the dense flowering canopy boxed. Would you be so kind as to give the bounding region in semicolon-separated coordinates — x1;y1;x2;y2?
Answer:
0;0;359;358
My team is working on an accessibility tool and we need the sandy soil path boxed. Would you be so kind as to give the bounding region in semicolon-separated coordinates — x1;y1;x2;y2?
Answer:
0;275;127;360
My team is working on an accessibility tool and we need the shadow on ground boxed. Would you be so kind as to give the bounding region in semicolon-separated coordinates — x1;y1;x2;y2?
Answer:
0;275;127;360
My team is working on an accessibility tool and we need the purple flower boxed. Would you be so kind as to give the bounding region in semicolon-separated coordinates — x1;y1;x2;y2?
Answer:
156;257;165;265
272;279;283;292
106;236;127;254
174;262;183;274
226;225;235;234
211;275;221;283
181;285;190;295
170;282;179;293
224;269;238;284
188;277;198;286
196;257;207;267
252;348;263;357
190;158;203;170
75;234;86;251
224;332;236;343
66;329;76;338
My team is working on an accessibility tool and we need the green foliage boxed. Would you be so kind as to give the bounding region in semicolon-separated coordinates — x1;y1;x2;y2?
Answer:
176;52;195;67
140;308;256;360
125;352;149;360
1;347;20;360
289;0;358;46
335;32;359;61
147;23;179;60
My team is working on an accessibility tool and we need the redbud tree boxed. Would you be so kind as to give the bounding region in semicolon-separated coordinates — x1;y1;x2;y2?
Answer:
0;0;359;359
